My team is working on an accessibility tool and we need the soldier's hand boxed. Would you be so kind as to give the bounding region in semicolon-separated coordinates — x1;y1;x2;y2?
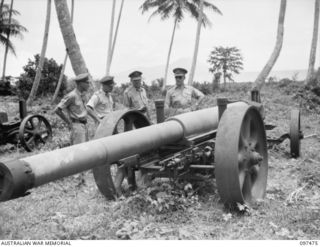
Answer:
138;106;147;113
94;119;101;127
67;122;73;131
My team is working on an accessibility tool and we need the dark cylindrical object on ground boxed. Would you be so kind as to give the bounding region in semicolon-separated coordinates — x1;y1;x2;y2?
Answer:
19;100;27;119
154;99;165;123
217;98;228;121
251;90;261;103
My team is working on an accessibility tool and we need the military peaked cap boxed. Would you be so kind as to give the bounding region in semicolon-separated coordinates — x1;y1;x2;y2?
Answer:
128;71;142;79
173;68;188;75
100;75;114;84
75;73;89;83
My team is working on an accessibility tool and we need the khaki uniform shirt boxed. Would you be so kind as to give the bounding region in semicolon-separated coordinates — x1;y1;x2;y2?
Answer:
165;85;204;108
86;89;114;119
123;86;148;109
57;88;87;121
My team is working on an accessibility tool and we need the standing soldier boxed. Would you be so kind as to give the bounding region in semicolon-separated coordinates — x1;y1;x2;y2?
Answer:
123;71;150;119
86;75;115;126
54;73;90;145
165;67;204;109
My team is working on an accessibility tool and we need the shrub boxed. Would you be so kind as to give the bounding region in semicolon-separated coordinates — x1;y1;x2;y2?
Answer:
144;80;162;99
0;76;15;96
192;81;213;95
16;54;67;99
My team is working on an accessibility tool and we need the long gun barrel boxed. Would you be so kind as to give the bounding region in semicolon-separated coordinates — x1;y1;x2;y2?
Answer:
0;101;268;206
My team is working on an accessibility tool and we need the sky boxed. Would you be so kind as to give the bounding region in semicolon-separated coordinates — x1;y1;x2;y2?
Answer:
0;0;316;84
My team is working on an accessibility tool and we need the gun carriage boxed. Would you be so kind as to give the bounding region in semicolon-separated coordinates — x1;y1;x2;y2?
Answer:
0;100;52;152
250;89;302;158
0;93;303;208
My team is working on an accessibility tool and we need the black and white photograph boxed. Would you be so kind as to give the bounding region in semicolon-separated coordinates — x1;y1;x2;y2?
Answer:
0;0;319;242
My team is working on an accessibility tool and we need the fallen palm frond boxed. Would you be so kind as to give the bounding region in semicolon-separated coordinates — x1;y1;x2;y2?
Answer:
285;183;308;205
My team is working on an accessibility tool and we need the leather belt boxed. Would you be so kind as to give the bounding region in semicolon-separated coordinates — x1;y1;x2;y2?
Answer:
71;118;87;124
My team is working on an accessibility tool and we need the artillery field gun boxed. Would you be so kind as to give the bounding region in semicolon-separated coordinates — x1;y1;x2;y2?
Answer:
0;100;52;152
0;95;302;208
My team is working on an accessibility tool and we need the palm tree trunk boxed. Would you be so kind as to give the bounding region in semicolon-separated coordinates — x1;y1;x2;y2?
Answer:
253;0;286;90
305;0;320;85
52;0;74;103
0;0;5;16
223;67;227;88
54;0;91;86
109;0;124;67
212;72;220;90
188;0;204;85
162;18;178;92
27;0;51;106
106;0;116;75
1;0;14;81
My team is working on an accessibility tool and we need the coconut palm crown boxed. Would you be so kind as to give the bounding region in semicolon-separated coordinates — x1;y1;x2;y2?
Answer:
140;0;221;27
0;3;27;55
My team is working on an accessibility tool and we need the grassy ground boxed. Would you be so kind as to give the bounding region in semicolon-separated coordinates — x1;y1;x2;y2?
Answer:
0;82;319;240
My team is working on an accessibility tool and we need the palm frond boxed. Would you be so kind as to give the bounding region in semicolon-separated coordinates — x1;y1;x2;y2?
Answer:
0;3;27;54
185;0;222;27
0;34;16;55
174;5;184;22
140;0;221;27
191;0;222;15
140;0;168;13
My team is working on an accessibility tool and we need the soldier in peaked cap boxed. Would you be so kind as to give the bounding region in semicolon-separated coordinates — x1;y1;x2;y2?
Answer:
54;72;90;145
123;70;150;119
165;67;204;109
87;75;115;126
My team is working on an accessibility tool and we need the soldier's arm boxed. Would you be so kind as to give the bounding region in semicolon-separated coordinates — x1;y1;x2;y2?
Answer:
86;94;100;124
139;89;149;112
192;87;205;100
123;91;131;108
144;90;151;120
86;106;100;124
192;88;205;109
54;94;73;129
112;95;116;110
164;89;171;109
54;107;72;130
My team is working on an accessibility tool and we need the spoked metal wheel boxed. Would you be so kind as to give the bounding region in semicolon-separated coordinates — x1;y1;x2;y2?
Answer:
92;109;151;200
215;104;268;206
19;114;52;152
290;109;301;158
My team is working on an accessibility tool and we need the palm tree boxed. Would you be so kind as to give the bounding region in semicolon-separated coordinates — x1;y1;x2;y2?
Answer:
1;1;27;80
140;0;221;92
188;0;204;85
110;0;125;69
253;0;287;91
0;0;5;16
54;0;95;89
52;0;74;103
105;0;125;76
2;0;14;80
27;0;52;106
305;0;320;85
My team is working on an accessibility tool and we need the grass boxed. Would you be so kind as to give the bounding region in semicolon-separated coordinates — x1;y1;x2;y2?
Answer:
0;81;320;239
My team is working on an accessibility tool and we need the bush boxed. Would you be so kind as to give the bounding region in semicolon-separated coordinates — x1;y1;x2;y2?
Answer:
192;81;213;95
0;76;15;96
16;54;67;99
144;80;162;99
